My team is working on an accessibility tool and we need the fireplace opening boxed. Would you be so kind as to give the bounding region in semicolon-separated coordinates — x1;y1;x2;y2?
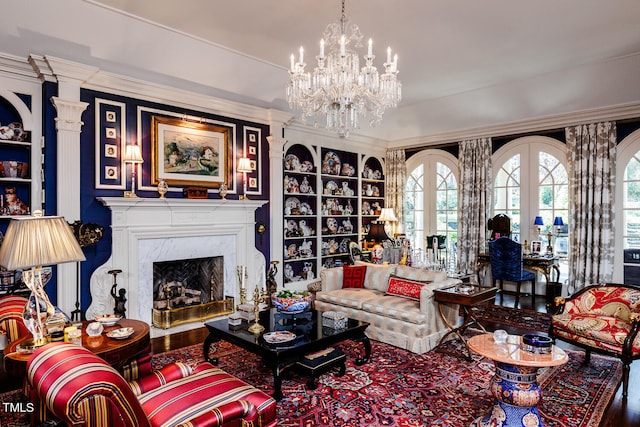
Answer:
151;256;234;329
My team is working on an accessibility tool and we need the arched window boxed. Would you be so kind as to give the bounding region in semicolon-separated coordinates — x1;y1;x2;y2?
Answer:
404;150;459;257
616;128;640;283
493;137;568;244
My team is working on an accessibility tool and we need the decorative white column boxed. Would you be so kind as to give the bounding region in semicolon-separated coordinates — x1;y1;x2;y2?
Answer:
50;97;88;314
268;135;286;287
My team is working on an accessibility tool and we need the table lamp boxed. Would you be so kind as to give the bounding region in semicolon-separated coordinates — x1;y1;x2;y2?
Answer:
0;212;86;348
534;216;544;240
237;157;252;200
365;222;392;247
377;208;397;236
553;216;564;235
123;144;144;198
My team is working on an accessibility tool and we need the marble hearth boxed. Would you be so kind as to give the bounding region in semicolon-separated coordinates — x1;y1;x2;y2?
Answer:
86;198;267;336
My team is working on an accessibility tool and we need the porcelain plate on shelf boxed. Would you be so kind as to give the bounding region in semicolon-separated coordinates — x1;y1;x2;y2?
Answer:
95;314;122;326
106;327;134;340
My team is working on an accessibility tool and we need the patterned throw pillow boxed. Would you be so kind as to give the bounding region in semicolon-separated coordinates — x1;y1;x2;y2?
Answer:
385;275;430;300
342;265;367;289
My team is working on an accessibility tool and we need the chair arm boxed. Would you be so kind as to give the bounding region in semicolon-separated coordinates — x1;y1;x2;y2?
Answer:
623;312;640;358
128;362;194;396
176;400;258;427
320;267;343;292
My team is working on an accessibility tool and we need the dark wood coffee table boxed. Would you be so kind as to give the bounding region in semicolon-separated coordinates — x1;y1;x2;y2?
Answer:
433;284;497;360
204;309;370;399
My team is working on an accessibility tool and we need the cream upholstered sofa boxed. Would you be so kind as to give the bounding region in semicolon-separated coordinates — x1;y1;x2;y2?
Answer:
314;261;461;354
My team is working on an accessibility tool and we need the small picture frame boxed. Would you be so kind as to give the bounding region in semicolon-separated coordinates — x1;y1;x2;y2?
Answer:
530;240;542;255
249;160;257;170
249;177;257;188
105;111;117;123
105;128;117;139
105;144;117;158
249;134;256;142
105;166;118;180
249;146;256;155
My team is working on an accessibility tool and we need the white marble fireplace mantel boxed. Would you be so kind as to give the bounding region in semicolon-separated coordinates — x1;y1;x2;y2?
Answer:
86;197;268;330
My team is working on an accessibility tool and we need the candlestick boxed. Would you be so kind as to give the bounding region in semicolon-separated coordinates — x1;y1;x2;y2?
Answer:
247;285;268;334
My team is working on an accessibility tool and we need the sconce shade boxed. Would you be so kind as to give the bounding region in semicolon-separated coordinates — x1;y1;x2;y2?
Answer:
237;157;252;173
553;216;564;226
123;145;144;163
365;222;391;243
534;216;544;226
377;208;398;223
0;215;86;270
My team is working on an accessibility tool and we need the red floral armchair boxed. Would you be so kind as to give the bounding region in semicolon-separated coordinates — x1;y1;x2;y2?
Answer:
550;283;640;398
28;342;277;427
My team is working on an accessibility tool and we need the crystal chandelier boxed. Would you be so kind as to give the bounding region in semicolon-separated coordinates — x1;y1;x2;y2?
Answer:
286;0;401;138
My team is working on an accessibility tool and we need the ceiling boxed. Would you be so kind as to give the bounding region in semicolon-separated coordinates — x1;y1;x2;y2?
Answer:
4;0;640;143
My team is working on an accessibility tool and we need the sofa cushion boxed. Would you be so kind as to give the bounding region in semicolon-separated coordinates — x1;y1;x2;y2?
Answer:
316;288;381;310
355;261;396;292
342;265;367;288
385;275;431;300
394;265;447;282
361;294;427;325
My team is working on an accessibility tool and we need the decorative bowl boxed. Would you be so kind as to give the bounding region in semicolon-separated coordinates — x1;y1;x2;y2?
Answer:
95;314;122;326
272;292;313;313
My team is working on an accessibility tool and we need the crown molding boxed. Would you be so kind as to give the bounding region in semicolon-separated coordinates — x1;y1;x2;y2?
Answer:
389;102;640;149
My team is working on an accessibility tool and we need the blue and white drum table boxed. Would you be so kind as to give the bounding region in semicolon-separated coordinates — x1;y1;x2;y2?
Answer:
467;333;568;427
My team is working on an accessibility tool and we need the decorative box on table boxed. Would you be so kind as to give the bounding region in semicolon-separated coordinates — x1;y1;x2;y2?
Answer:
321;311;347;329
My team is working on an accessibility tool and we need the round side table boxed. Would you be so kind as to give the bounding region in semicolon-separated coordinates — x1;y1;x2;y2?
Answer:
467;333;568;427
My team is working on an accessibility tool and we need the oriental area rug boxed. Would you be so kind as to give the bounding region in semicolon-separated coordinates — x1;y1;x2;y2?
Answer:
0;334;621;427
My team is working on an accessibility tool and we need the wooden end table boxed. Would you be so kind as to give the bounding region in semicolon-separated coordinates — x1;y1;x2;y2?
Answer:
3;318;151;377
433;284;497;360
467;333;568;427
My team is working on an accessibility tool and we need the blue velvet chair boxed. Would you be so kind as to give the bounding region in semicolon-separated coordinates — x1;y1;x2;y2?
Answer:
488;237;536;308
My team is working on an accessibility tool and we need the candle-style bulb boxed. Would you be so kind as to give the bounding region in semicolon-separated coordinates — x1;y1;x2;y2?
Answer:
290;54;295;71
320;39;325;58
387;47;391;64
340;35;346;56
368;38;373;58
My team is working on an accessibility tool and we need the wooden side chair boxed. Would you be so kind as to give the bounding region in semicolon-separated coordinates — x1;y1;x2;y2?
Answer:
488;237;536;308
550;283;640;398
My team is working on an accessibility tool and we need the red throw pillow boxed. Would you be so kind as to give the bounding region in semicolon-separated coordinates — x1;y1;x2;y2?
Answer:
342;265;367;289
385;276;430;300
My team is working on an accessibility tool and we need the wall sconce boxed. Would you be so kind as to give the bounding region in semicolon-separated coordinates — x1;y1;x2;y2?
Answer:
237;157;252;200
123;144;144;198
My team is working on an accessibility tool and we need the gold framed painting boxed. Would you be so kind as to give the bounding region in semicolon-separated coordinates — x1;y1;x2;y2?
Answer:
151;116;231;188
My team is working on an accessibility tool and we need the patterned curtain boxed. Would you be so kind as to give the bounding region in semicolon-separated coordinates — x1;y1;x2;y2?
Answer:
457;138;493;276
385;149;406;236
565;122;616;291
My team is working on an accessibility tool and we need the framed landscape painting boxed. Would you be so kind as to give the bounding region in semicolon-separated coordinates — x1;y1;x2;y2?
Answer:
151;116;231;188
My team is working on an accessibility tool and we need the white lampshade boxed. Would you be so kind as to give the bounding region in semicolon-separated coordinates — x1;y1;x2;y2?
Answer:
377;208;398;223
124;144;144;163
237;157;252;173
0;215;86;270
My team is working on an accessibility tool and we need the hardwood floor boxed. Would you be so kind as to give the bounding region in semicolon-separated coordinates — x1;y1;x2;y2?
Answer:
151;294;639;427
